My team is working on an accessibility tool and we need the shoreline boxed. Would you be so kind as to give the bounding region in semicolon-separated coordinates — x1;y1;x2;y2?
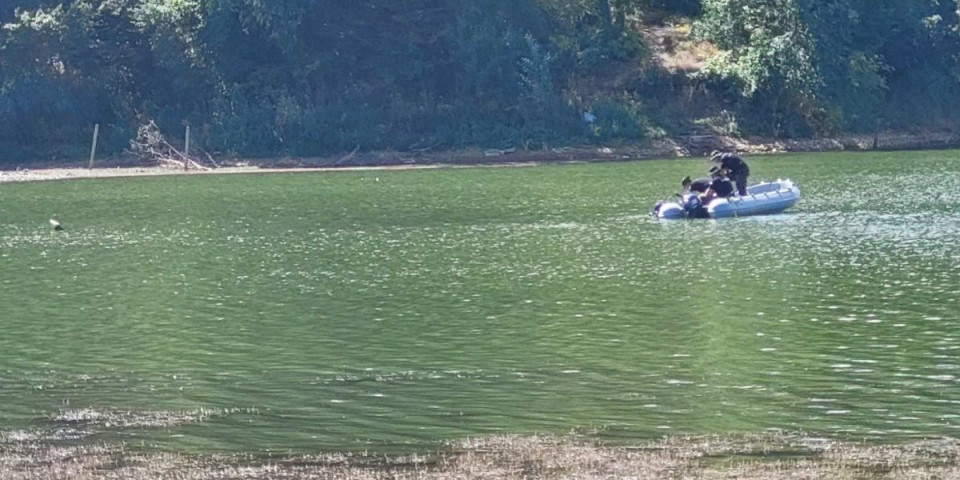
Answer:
3;130;958;184
3;430;959;479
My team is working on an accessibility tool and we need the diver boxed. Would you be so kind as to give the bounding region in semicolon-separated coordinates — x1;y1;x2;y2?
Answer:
710;150;750;196
681;175;712;194
701;166;734;205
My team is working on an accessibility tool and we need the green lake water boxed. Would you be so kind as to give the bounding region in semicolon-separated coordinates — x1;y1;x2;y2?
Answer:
1;151;959;453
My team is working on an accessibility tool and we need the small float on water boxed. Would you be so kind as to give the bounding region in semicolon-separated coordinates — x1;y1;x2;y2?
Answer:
653;179;800;219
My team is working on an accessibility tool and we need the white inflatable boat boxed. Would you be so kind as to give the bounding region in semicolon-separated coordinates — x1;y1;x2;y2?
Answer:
653;179;800;219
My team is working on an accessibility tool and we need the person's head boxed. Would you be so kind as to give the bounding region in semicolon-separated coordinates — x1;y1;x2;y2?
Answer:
681;176;692;187
709;166;723;178
710;150;725;163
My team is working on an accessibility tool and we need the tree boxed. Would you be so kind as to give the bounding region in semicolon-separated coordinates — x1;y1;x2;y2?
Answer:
695;0;825;136
0;3;126;158
799;0;960;130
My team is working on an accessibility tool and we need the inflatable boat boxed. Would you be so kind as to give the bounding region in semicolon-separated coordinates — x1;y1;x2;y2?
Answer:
652;179;800;219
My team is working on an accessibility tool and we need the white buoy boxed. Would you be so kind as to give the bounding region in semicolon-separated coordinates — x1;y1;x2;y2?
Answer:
49;219;64;231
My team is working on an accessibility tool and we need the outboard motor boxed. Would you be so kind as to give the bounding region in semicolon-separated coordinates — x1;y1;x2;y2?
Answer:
681;194;709;218
654;193;707;219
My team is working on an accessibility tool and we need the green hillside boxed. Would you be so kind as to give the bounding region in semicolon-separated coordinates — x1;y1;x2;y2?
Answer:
1;1;958;163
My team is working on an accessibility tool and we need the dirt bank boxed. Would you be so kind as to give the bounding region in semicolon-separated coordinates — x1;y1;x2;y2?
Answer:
2;130;957;184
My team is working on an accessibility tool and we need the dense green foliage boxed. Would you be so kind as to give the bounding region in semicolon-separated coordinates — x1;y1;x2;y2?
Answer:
695;0;960;136
0;0;958;162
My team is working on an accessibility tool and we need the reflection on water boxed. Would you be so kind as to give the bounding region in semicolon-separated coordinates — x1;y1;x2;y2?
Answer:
1;151;959;452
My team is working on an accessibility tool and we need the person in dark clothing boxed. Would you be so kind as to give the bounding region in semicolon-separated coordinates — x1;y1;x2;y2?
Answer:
681;175;712;194
710;150;750;196
702;166;734;204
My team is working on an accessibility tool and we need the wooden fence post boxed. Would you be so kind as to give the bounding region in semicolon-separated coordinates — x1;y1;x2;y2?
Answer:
184;125;190;171
88;124;99;169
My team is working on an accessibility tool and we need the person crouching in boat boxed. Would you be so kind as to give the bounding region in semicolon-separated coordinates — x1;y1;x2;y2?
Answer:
681;175;711;194
710;150;749;196
701;166;734;205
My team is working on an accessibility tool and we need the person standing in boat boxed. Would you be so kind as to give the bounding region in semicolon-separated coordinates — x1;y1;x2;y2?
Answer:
701;166;734;204
710;150;749;196
681;175;711;194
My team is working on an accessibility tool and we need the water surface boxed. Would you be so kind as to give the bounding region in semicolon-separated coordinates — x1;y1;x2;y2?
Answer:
1;151;959;452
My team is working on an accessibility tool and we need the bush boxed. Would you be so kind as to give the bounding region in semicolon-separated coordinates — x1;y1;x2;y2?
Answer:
587;100;648;142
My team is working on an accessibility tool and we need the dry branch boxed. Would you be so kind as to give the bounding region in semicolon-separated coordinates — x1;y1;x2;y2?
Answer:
129;121;214;171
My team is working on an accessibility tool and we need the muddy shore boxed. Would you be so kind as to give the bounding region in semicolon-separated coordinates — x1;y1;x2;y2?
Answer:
3;130;958;184
4;429;960;479
3;407;960;480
